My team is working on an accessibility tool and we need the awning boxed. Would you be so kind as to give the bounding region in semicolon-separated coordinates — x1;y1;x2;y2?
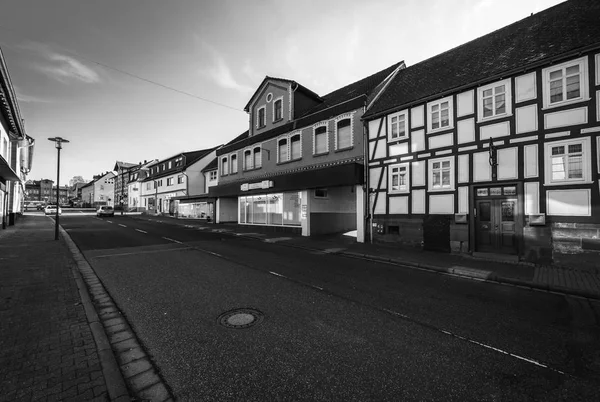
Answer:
0;156;21;182
171;194;216;203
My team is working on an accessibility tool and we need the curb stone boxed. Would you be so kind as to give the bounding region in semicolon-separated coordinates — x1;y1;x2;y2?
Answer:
59;225;176;401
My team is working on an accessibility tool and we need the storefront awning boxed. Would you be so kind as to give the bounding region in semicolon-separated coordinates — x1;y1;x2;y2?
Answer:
210;162;364;198
0;157;21;183
171;194;216;203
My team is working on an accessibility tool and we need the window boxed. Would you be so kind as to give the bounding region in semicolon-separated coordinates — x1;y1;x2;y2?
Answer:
231;153;238;174
209;171;217;181
388;111;408;140
543;56;589;109
544;138;591;185
161;164;165;171
290;134;302;160
278;138;288;162
221;157;229;175
478;79;511;121
427;96;453;132
273;98;283;121
167;178;174;186
335;116;353;150
177;176;184;184
428;157;455;191
244;150;252;170
168;161;172;169
389;163;410;193
257;106;266;128
253;147;262;168
313;125;328;154
314;188;328;198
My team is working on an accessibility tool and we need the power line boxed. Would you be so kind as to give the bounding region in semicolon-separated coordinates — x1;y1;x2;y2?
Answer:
0;23;245;113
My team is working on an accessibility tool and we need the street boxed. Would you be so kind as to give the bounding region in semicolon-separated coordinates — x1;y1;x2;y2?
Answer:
59;214;600;401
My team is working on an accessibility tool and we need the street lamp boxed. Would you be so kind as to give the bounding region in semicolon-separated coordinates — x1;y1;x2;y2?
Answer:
48;137;69;240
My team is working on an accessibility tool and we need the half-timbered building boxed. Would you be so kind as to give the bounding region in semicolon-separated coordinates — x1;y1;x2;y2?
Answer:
362;0;600;268
210;62;404;240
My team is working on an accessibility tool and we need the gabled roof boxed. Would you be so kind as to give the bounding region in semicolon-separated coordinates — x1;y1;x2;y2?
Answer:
364;0;600;119
244;77;321;112
113;161;137;171
181;146;220;169
201;157;218;172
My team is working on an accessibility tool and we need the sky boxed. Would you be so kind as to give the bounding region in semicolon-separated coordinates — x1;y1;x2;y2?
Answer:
0;0;565;185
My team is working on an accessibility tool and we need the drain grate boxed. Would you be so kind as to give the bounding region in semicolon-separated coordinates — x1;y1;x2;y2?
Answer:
218;308;264;329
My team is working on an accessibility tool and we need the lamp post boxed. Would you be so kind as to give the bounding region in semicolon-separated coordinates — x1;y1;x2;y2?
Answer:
48;137;69;240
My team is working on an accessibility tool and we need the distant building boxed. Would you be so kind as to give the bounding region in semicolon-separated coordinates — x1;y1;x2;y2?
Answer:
113;161;137;210
81;172;115;207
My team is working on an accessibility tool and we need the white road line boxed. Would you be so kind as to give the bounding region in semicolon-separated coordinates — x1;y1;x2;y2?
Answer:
135;229;147;233
106;220;113;223
162;236;184;244
312;285;324;291
92;247;192;258
118;224;127;227
383;307;566;376
269;271;286;278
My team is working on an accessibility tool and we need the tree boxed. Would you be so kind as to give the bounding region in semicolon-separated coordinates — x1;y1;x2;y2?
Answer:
69;175;86;187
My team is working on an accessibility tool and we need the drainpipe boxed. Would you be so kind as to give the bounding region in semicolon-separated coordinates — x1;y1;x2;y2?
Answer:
363;118;372;244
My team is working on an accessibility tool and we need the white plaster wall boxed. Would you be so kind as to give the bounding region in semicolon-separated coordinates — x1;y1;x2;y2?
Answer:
411;105;424;128
473;152;491;182
457;90;474;117
412;189;425;213
547;189;591;216
498;147;518;180
389;196;408;214
429;194;454;214
411;129;425;152
516;105;538;134
480;121;510;140
457;118;475;144
524;145;538;178
524;182;539;215
544;107;587;129
515;72;536;102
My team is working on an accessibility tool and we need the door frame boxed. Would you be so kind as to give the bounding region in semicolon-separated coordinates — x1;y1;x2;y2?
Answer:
468;181;524;257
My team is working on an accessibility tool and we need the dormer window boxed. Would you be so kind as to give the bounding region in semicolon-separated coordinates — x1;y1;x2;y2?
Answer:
273;98;283;122
257;106;266;128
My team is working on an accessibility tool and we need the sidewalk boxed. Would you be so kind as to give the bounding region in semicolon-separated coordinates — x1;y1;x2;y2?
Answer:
135;214;600;300
0;216;129;402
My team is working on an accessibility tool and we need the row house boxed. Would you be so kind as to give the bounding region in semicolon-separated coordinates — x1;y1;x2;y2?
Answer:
362;0;600;268
1;46;33;228
127;160;157;212
175;156;220;220
140;147;219;216
113;161;137;210
81;172;115;207
210;63;403;239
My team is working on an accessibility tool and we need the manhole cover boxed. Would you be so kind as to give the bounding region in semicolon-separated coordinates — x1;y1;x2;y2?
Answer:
218;308;264;329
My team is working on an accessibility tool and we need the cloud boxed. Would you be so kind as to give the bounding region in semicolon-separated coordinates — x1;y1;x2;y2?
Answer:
16;92;51;103
196;38;253;93
19;41;100;84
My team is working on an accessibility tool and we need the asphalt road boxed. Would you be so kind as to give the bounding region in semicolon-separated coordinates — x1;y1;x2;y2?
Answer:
59;214;600;401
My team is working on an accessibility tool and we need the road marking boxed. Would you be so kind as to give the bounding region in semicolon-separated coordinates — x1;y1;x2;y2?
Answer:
382;307;567;376
312;285;324;291
135;229;147;233
263;237;292;243
118;224;127;227
106;220;113;223
92;247;192;258
269;271;286;278
162;237;184;244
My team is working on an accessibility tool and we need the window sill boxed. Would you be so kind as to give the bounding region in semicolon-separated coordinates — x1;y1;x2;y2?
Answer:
477;113;513;124
243;167;261;172
313;151;330;157
273;118;284;123
335;146;354;153
387;136;408;144
277;158;302;165
543;180;593;187
389;190;410;195
257;124;266;130
427;187;455;193
541;98;591;111
427;126;454;135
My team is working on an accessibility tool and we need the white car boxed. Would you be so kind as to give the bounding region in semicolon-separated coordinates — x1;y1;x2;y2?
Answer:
96;206;115;217
44;205;62;215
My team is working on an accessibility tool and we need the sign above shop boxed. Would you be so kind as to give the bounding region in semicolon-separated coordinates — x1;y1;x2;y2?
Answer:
241;180;274;191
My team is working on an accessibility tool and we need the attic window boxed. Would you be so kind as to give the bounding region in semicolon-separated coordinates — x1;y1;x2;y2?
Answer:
257;106;266;129
273;98;283;121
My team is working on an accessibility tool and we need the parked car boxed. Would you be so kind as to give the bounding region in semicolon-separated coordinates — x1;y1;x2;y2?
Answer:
44;204;62;215
96;206;114;217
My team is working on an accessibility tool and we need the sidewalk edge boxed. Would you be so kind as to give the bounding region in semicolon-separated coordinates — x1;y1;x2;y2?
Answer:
59;226;131;401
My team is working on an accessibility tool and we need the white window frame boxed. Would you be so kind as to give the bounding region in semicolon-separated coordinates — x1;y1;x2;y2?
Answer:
427;96;454;134
277;136;289;163
289;132;302;161
209;171;217;181
243;149;253;170
542;56;589;109
313;122;329;155
428;156;455;191
388;163;410;194
167;177;173;186
543;137;592;186
221;156;229;176
168;161;172;169
387;110;409;141
230;153;238;174
256;105;266;128
273;96;283;122
253;146;262;168
477;78;512;122
334;112;355;150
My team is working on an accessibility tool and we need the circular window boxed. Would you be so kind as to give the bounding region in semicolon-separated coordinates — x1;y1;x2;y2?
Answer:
266;93;273;103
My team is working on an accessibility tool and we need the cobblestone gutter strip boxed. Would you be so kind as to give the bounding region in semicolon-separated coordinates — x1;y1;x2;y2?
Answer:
60;226;175;402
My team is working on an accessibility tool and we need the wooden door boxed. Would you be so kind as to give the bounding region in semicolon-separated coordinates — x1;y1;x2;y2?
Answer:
475;198;517;254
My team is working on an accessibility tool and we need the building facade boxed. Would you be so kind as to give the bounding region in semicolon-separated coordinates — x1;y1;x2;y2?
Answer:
362;0;600;268
113;161;137;210
127;160;156;212
210;63;403;238
81;172;115;207
1;46;33;228
140;148;219;215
